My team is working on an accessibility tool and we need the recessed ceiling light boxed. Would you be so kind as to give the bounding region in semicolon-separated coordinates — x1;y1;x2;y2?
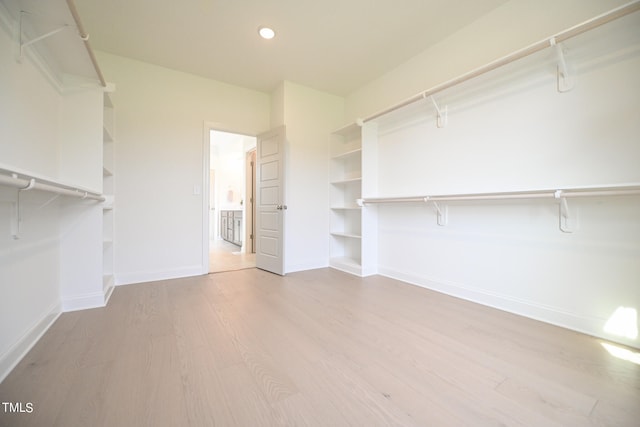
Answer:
258;26;275;40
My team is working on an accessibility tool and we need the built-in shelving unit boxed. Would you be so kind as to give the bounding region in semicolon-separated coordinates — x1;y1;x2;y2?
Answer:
328;121;378;277
102;90;115;292
329;123;364;275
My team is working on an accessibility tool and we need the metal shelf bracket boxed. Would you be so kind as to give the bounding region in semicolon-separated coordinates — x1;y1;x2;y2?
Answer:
424;94;448;128
550;37;574;93
424;197;448;226
555;190;576;233
11;178;35;239
19;11;70;62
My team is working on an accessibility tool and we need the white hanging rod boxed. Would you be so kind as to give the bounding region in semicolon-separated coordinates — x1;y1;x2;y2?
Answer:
64;0;106;87
0;173;105;202
363;0;640;123
359;185;640;205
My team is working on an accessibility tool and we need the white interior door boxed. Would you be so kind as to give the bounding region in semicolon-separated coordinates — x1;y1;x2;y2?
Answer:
255;126;286;275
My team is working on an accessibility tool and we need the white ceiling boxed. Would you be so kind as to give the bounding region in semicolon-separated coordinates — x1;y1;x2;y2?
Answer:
74;0;510;96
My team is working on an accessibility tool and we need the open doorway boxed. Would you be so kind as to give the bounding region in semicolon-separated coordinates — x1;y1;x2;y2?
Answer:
209;130;257;273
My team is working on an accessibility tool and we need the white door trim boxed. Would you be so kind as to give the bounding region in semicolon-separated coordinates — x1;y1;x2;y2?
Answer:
201;121;259;274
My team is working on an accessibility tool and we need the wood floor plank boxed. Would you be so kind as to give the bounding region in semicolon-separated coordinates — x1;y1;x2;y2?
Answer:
207;284;301;404
175;346;238;427
1;268;638;426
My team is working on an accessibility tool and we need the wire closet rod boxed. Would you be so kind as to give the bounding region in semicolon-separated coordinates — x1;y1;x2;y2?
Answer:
0;173;105;202
363;0;640;123
359;185;640;205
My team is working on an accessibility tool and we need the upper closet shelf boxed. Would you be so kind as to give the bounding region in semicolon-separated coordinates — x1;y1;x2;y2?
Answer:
0;0;106;91
358;0;640;124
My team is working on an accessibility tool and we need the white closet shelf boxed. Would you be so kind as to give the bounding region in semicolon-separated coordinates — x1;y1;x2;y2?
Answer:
360;184;640;233
330;232;362;239
329;257;363;274
331;177;362;185
331;122;361;137
0;164;104;201
359;184;640;205
1;0;107;89
331;148;362;160
361;1;640;123
330;206;361;210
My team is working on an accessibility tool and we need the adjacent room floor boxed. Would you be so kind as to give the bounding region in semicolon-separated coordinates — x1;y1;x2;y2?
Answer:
209;238;256;273
1;268;638;426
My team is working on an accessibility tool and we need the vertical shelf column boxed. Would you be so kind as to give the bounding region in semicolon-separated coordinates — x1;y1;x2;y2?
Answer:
102;90;115;292
360;121;379;276
329;123;363;275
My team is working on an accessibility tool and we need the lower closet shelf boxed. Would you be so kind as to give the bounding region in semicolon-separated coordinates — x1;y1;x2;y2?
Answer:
329;257;362;275
330;232;361;239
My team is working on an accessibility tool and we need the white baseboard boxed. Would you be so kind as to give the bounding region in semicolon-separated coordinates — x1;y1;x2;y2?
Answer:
286;261;329;275
61;291;106;312
115;265;204;286
378;266;638;349
61;284;115;312
0;301;61;383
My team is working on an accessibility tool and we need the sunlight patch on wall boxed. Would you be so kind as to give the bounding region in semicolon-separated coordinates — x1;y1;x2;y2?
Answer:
604;307;638;340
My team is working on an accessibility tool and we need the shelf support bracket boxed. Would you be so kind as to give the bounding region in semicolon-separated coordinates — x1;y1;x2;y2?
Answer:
11;178;36;239
434;202;448;226
423;94;447;128
424;197;448;226
10;198;19;240
550;37;574;93
19;11;69;62
555;190;576;233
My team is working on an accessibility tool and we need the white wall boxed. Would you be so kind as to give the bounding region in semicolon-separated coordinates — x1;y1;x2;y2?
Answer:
348;9;640;348
95;52;270;284
275;81;345;273
58;90;103;193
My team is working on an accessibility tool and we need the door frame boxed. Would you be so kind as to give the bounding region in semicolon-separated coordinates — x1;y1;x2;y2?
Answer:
201;122;258;274
245;149;257;253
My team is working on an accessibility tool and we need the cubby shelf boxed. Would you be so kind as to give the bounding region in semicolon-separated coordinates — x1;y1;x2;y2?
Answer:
330;232;362;239
331;148;362;160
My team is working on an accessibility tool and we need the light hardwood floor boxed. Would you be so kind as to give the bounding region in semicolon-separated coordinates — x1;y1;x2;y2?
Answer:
209;239;256;273
1;268;638;426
